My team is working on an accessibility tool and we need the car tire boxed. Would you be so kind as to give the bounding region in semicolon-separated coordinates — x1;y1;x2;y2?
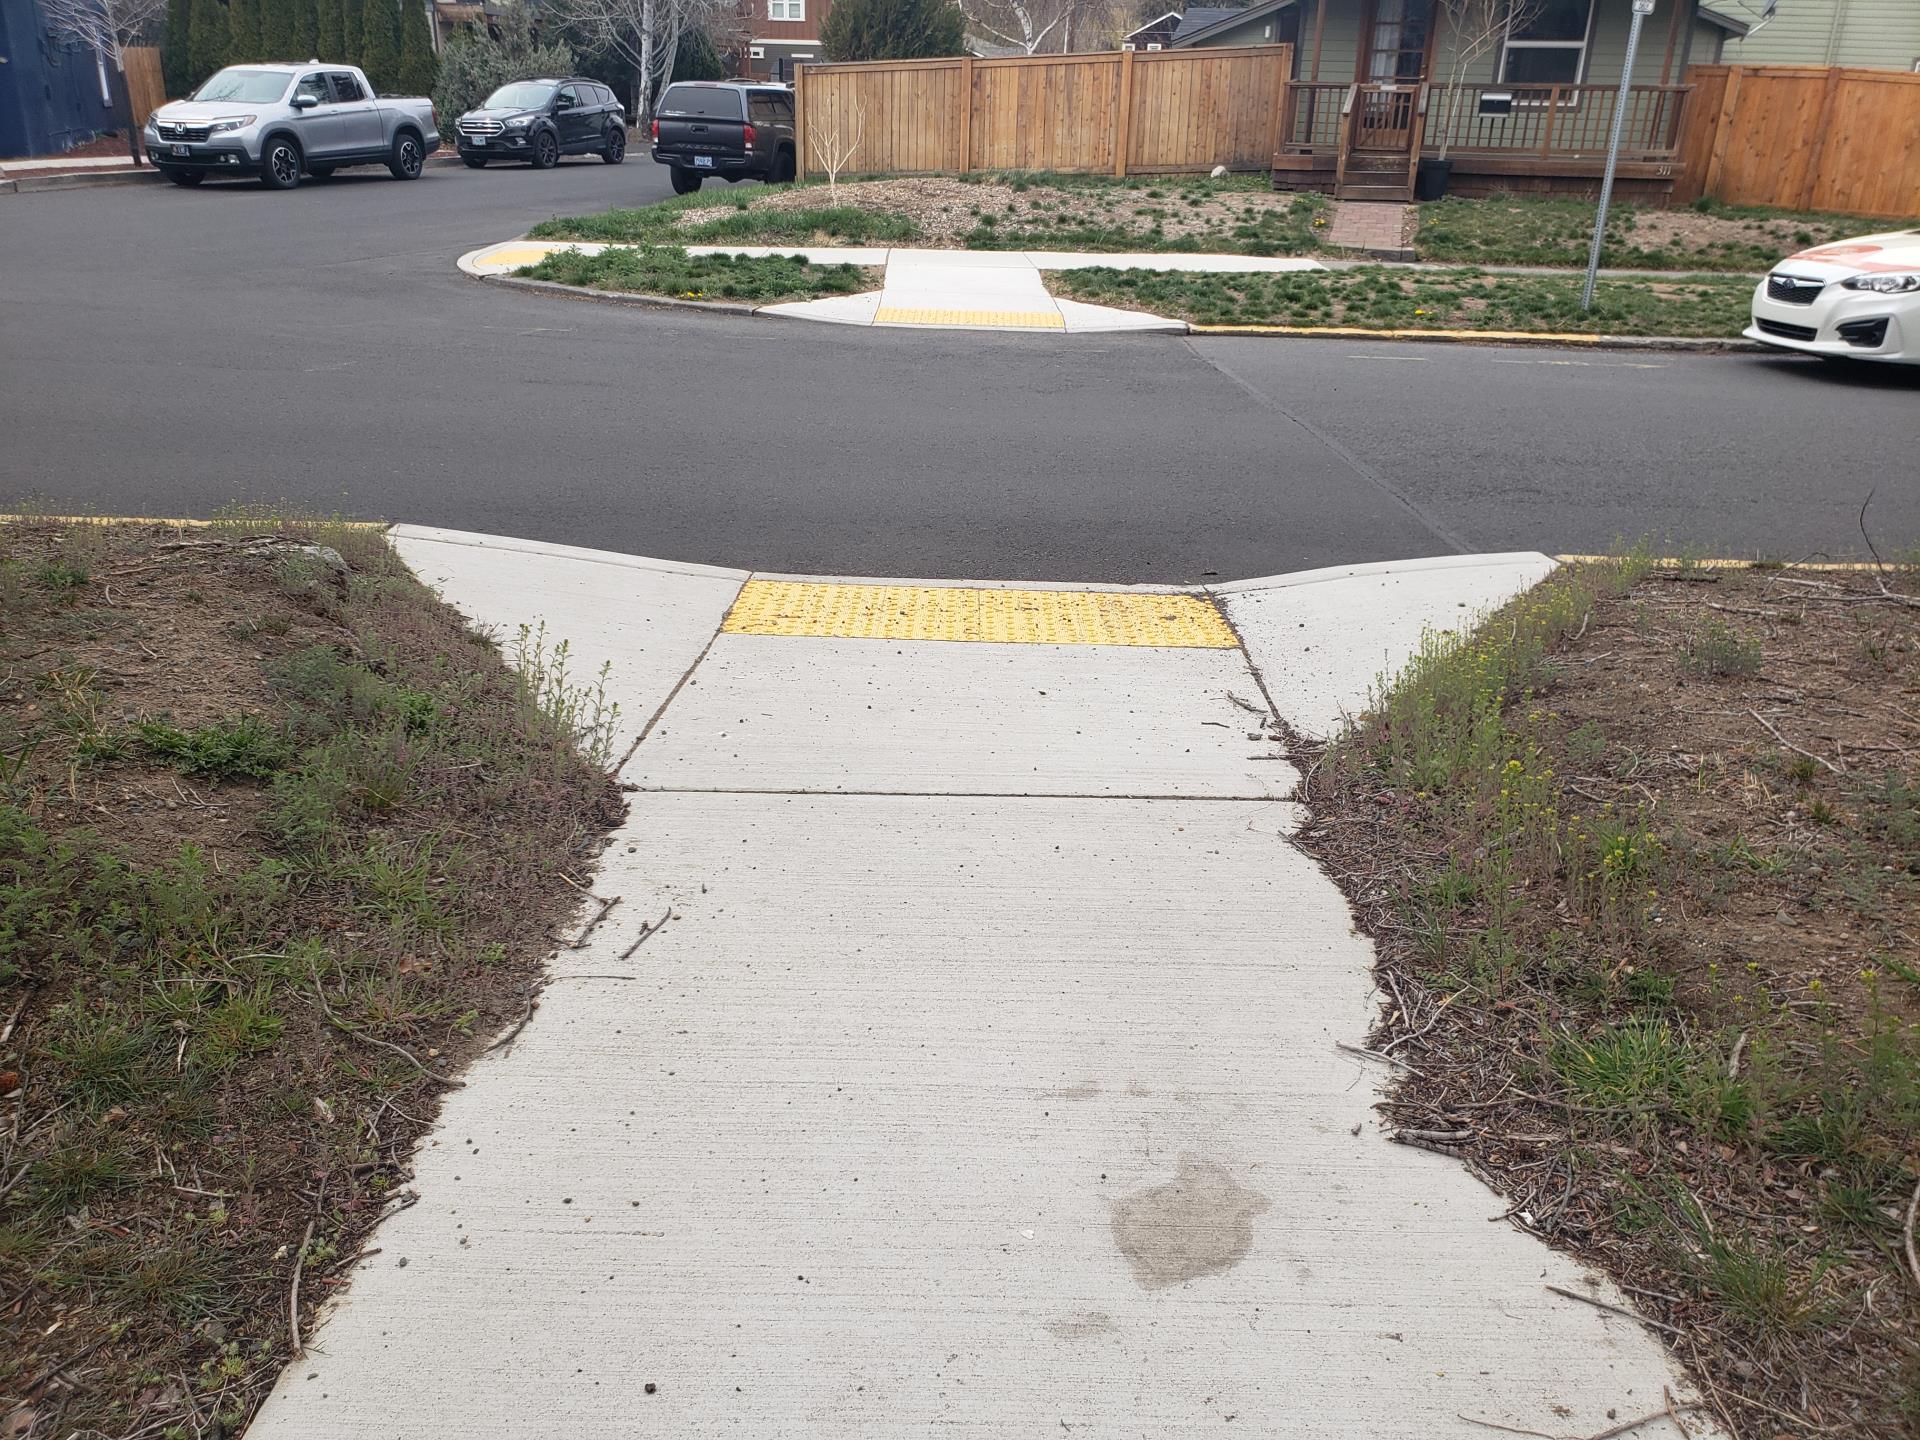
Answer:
165;169;205;187
670;165;701;195
463;155;487;169
771;148;795;184
602;127;626;164
308;164;335;179
388;130;425;180
259;136;301;189
531;130;559;169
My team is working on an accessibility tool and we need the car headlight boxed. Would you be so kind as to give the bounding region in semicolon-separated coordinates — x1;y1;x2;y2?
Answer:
505;116;531;130
206;115;256;135
1840;272;1920;294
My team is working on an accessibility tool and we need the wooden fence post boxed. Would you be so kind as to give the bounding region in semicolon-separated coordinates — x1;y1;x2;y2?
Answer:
959;56;975;173
1700;64;1742;201
1265;45;1290;164
794;63;807;181
1113;48;1135;177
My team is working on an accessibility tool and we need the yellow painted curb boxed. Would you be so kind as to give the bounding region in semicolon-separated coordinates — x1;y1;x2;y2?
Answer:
723;580;1238;648
1190;324;1608;343
874;306;1065;329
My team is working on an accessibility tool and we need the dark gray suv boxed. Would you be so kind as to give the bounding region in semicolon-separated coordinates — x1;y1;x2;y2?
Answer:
456;78;627;169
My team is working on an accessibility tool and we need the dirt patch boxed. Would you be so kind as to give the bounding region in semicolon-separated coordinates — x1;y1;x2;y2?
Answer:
1297;557;1920;1438
0;518;623;1438
677;174;1327;252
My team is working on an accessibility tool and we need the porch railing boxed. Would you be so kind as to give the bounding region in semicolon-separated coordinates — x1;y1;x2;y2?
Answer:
1278;81;1349;151
1424;83;1690;160
1277;81;1691;163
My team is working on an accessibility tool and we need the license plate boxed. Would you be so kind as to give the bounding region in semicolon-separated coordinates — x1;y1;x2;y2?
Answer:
171;144;190;156
469;136;486;146
693;155;714;168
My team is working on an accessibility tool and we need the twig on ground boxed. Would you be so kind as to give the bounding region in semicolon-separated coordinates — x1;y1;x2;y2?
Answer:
567;891;621;949
1226;691;1271;718
1727;1030;1747;1081
1544;1284;1682;1337
1459;1417;1559;1439
1903;1174;1920;1293
307;965;464;1088
488;994;540;1054
288;1215;316;1358
1336;1040;1422;1074
1580;1405;1707;1440
1662;1387;1695;1440
1396;1127;1475;1142
1748;708;1843;774
617;907;674;962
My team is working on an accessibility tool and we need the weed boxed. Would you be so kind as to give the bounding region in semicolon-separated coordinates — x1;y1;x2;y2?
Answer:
138;715;291;780
512;622;621;771
1551;1017;1704;1112
1681;618;1762;677
1691;1230;1827;1335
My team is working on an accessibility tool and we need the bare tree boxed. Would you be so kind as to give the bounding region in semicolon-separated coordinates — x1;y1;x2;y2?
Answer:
40;0;167;165
544;0;722;122
1433;0;1547;162
807;94;864;200
961;0;1095;55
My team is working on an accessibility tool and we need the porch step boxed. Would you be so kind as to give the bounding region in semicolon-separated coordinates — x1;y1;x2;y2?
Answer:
1335;183;1414;201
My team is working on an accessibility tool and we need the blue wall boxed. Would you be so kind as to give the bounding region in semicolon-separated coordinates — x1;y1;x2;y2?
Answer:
0;0;123;158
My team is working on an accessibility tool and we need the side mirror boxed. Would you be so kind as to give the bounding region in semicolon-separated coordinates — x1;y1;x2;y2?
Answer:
291;93;320;110
555;97;573;111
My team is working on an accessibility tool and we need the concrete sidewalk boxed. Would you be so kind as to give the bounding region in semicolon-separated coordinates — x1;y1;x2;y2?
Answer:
459;240;1326;333
247;528;1711;1440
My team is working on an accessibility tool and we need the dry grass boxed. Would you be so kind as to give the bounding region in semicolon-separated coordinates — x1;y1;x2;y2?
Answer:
1296;552;1920;1438
0;514;624;1438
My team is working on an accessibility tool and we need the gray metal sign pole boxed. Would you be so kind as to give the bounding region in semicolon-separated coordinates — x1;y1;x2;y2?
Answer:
1582;0;1656;310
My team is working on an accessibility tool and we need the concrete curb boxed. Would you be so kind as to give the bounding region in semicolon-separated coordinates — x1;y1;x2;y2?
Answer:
476;271;762;317
0;167;166;194
1189;323;1758;353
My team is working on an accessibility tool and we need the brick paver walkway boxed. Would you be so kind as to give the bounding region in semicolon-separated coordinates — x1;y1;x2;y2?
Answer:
1324;200;1413;254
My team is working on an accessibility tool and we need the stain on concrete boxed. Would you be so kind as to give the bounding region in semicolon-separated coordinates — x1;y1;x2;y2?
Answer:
1047;1081;1101;1100
1045;1311;1118;1340
1110;1159;1270;1291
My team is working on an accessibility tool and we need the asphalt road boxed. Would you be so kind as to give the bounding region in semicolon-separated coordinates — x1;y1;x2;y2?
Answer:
3;158;1915;582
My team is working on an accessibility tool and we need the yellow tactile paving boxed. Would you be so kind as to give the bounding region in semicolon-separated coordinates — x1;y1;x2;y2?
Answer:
722;581;1238;648
874;307;1065;329
481;243;577;269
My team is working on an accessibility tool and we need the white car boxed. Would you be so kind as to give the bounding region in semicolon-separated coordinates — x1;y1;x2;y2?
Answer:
1746;229;1920;365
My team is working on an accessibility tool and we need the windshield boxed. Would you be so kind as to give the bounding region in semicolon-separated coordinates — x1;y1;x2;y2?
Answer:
191;68;292;104
483;82;557;110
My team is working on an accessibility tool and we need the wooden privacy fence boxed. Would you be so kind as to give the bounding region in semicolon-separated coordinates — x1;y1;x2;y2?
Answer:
794;45;1292;180
124;46;167;123
1676;64;1920;219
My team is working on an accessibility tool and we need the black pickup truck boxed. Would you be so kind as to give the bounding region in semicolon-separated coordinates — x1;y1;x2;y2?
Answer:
650;82;796;193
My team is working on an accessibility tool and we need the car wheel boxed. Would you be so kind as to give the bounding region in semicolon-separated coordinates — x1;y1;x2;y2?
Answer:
532;131;559;169
602;127;626;164
308;164;335;179
670;165;701;194
388;131;424;180
259;136;301;189
462;155;488;169
165;169;205;187
771;148;795;183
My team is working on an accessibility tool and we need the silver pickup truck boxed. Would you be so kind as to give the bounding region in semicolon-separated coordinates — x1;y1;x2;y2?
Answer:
145;62;438;191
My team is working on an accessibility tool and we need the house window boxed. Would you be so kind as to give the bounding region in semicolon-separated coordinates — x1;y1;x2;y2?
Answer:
768;0;805;19
750;46;765;57
1122;41;1137;50
1145;42;1161;50
1500;0;1595;86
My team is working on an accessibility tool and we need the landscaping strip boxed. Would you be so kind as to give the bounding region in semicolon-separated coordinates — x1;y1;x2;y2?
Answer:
1053;264;1754;338
1294;552;1920;1438
0;514;624;1437
1412;194;1884;273
516;243;878;306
